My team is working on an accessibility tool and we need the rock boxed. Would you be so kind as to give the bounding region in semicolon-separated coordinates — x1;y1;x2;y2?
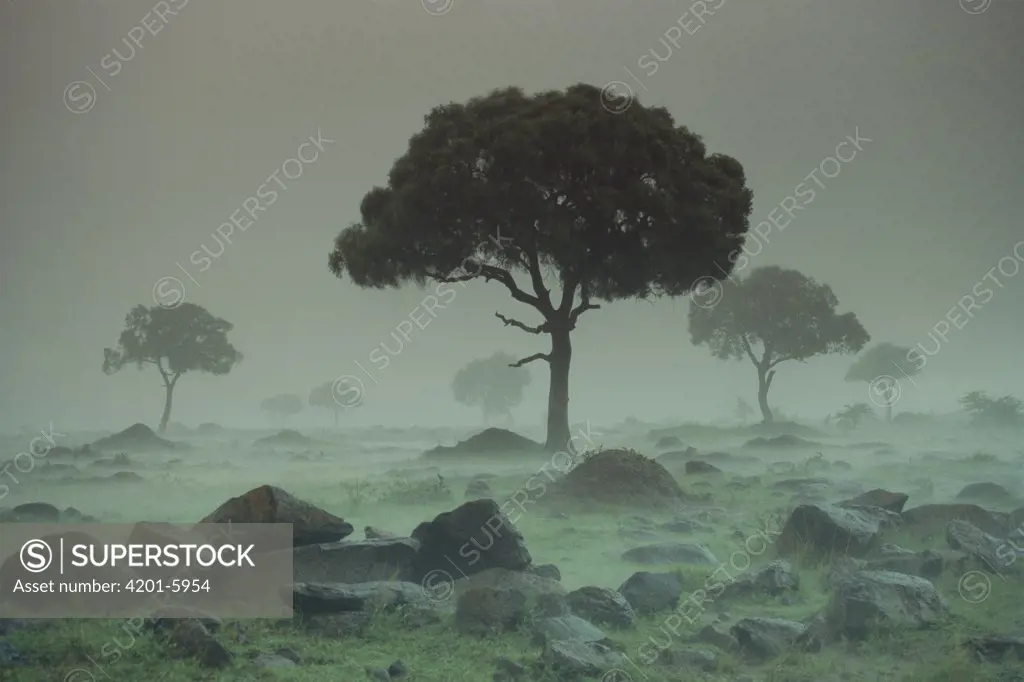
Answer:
553;449;687;508
865;549;959;580
956;482;1012;501
621;542;718;566
532;614;609;646
721;559;800;599
774;477;831;491
254;653;298;668
91;423;179;452
826;570;949;639
254;429;316;447
290;581;436;615
730;617;806;662
300;611;374;638
685;460;722;475
366;667;390;681
962;635;1024;662
388;659;409;677
465;478;493;499
364;526;395;539
655;435;684;449
655;447;699;465
742;435;820;450
658;646;718;671
423;428;543;458
453;567;566;603
566;587;636;628
455;586;527;635
293;538;419;583
946;519;1016;574
164;619;231;668
0;639;27;667
535;592;572;617
778;503;889;558
411;499;531;581
693;623;739;651
199;485;353;547
543;640;627;677
902;504;1009;538
618;571;685;615
838;489;909;514
528;564;561;581
660;518;709;533
0;502;61;522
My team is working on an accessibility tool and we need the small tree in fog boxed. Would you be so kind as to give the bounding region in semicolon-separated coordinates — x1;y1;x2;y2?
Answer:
734;397;754;424
327;84;753;451
102;303;242;433
689;266;869;424
960;391;1023;428
845;343;920;422
260;393;303;422
308;380;360;427
834;403;875;430
451;352;532;427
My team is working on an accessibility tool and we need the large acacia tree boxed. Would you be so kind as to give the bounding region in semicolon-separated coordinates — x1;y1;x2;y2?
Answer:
689;266;869;423
845;342;920;422
103;303;242;433
328;84;753;450
452;351;532;426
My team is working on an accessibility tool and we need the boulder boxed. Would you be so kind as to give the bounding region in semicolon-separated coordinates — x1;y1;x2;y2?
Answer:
293;538;420;583
902;504;1009;538
621;542;718;566
730;617;806;662
956;482;1012;501
553;449;686;509
199;485;353;547
777;503;888;558
566;586;636;628
455;586;527;635
838;489;909;514
411;499;531;581
618;571;685;615
290;581;434;615
721;559;800;599
946;519;1017;574
826;570;949;639
685;460;722;475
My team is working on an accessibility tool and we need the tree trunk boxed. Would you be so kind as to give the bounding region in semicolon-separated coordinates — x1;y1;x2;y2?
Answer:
545;326;572;452
333;408;339;427
158;383;175;434
757;369;774;424
885;403;893;423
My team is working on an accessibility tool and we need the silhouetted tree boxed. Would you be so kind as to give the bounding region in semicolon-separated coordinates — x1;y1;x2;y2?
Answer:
960;391;1023;428
834;402;875;430
845;342;921;422
260;393;303;422
452;352;531;426
328;84;752;450
102;303;242;433
689;266;869;424
308;380;360;427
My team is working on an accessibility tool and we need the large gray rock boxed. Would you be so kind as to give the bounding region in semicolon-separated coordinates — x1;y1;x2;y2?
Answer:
730;617;806;662
290;581;437;615
838;489;909;513
778;504;890;558
412;499;531;581
566;586;636;629
455;586;527;635
618;571;685;615
621;542;718;566
826;570;949;639
721;559;800;599
902;504;1009;538
292;538;419;583
946;519;1018;574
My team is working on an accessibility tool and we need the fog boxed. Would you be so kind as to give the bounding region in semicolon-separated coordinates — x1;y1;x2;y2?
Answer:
1;0;1022;432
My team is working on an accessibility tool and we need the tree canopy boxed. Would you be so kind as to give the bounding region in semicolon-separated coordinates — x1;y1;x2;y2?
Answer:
328;84;753;449
260;393;304;419
451;352;532;425
689;266;869;423
845;342;920;420
308;379;360;426
102;303;242;432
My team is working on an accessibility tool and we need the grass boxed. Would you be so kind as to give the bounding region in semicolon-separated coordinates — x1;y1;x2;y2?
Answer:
3;424;1024;681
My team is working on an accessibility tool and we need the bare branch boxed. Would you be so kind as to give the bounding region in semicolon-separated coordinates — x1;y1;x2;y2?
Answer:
427;262;544;311
510;352;551;368
495;312;547;335
569;280;600;327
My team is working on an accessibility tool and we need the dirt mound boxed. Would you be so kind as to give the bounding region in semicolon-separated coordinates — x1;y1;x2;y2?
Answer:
91;423;178;452
553;449;686;509
742;434;820;450
254;429;316;447
423;428;543;458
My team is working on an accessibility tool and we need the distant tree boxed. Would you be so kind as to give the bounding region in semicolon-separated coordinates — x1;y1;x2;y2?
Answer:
308;380;360;427
959;391;1023;428
102;303;242;434
845;343;920;422
451;352;532;426
689;266;869;424
834;403;875;430
327;84;753;451
260;393;303;422
734;397;754;424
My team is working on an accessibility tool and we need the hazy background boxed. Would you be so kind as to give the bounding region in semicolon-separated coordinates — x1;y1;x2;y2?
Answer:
1;0;1021;433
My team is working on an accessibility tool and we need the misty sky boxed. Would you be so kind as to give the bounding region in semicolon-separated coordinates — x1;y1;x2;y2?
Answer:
1;0;1022;432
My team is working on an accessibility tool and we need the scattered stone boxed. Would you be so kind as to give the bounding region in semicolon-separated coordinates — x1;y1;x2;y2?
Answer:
0;502;60;522
465;478;493;499
902;504;1009;538
455;586;528;635
963;635;1024;663
293;538;419;584
946;519;1016;574
655;435;684;449
722;559;800;599
778;503;889;559
412;499;531;581
453;567;566;604
566;587;636;628
730;617;806;662
290;581;436;615
685;460;722;475
199;485;353;547
693;623;739;651
618;571;685;615
826;570;949;639
364;526;395;539
543;640;627;678
956;482;1012;501
838;489;909;514
164;619;231;668
532;614;609;647
658;647;717;671
621;542;718;566
742;435;820;450
529;564;561;581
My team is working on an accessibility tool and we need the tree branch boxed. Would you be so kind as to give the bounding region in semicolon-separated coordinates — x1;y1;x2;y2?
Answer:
568;280;600;327
765;369;776;389
428;262;543;310
510;353;550;368
740;335;760;368
495;312;548;335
